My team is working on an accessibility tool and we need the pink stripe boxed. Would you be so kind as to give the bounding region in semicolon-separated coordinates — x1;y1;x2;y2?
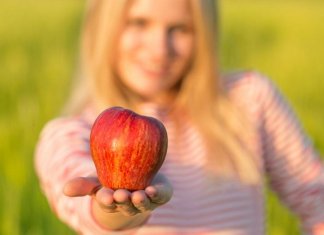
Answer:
34;71;324;234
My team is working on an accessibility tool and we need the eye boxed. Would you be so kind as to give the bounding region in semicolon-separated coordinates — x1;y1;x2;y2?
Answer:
170;24;192;34
126;17;148;29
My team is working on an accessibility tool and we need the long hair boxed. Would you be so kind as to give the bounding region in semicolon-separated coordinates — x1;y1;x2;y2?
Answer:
65;0;260;184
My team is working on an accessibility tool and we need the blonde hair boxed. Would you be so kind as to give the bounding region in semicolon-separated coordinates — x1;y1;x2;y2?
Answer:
65;0;260;184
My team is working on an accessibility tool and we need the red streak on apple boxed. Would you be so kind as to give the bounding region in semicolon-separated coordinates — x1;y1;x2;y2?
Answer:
90;107;168;191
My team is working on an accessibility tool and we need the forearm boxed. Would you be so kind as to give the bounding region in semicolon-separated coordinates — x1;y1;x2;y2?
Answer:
92;199;151;230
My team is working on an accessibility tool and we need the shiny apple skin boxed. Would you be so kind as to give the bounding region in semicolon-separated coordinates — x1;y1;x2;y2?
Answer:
90;107;168;191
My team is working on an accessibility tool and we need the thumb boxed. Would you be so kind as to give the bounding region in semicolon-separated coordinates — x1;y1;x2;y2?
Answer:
63;177;101;197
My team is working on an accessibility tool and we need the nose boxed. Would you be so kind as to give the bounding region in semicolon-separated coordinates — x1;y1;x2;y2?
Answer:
146;28;174;61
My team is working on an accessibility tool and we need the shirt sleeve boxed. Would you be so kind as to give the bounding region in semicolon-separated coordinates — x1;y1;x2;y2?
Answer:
254;73;324;234
34;117;135;235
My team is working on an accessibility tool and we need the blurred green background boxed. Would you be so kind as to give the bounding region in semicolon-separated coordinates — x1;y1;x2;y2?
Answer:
0;0;323;234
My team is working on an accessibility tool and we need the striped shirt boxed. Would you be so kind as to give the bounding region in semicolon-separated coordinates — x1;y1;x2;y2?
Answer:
35;71;324;235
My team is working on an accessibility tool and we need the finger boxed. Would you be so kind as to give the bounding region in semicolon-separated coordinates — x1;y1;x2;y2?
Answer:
145;185;172;205
113;189;139;216
63;177;101;197
131;190;151;212
95;188;117;212
145;186;158;202
145;174;173;205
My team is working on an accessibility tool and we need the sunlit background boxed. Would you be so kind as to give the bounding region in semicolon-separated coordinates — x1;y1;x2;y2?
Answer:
0;0;323;234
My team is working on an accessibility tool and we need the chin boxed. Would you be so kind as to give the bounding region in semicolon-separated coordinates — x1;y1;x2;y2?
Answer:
133;89;165;102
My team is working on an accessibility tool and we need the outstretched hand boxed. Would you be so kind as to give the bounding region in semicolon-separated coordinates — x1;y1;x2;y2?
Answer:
63;173;173;217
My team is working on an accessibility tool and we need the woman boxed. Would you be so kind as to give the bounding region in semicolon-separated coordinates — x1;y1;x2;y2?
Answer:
35;0;324;234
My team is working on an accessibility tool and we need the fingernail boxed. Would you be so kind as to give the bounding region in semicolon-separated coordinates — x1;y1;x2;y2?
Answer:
147;192;156;199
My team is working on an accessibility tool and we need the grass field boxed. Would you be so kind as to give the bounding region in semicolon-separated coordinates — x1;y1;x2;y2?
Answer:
1;1;323;234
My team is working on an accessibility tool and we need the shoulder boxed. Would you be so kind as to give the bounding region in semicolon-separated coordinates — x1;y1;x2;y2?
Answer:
222;70;273;91
222;70;278;104
221;70;284;124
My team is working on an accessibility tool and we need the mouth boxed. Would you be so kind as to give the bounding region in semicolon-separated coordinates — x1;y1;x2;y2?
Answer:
138;63;170;78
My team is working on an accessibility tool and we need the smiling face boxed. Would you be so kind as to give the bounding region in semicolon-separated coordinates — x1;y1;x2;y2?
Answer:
114;0;195;104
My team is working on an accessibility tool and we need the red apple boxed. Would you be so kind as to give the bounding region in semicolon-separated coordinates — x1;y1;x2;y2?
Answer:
90;106;168;191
